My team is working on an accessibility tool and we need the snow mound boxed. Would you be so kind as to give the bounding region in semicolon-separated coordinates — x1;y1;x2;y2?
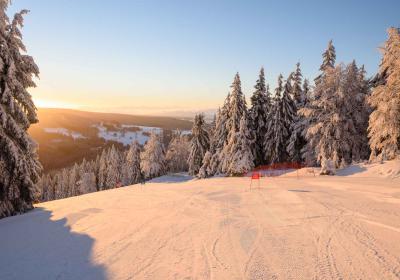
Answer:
336;160;400;178
147;173;194;183
247;160;400;179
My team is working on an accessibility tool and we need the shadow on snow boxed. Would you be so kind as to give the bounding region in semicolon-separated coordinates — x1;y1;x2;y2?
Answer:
0;207;107;280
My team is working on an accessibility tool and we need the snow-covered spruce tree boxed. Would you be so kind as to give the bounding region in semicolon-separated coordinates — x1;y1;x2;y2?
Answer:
105;145;122;188
166;131;190;173
0;4;42;218
223;114;254;176
249;67;271;166
287;64;308;163
304;61;369;170
221;73;248;172
298;79;317;165
305;66;343;170
198;151;212;178
368;27;400;160
97;149;108;190
291;62;304;104
77;172;97;195
208;94;231;175
141;131;166;179
123;140;142;185
315;40;336;86
226;73;247;135
355;65;371;160
342;61;371;163
264;74;296;163
68;163;79;197
37;174;54;202
188;114;210;175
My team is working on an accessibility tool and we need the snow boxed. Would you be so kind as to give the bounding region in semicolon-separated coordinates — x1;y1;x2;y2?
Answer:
44;128;86;139
336;160;400;178
93;124;190;146
94;124;150;146
1;162;400;279
148;173;194;183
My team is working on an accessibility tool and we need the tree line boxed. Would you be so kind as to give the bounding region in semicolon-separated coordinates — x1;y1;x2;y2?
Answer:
189;28;400;177
37;131;191;202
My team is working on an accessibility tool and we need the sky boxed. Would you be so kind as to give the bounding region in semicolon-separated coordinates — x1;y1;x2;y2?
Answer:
8;0;400;116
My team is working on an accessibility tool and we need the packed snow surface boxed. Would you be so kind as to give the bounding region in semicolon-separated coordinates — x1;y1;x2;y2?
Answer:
1;165;400;279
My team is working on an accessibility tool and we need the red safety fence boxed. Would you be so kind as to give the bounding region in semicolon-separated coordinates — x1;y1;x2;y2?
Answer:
243;162;313;178
254;162;306;171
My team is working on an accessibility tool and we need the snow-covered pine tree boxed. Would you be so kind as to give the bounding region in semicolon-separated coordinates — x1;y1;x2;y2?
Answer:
291;62;304;105
198;151;212;178
166;131;190;172
287;64;308;163
355;65;371;160
0;3;42;218
77;172;97;195
141;131;166;179
105;145;122;188
315;40;336;86
368;27;400;160
37;174;53;202
208;94;231;175
188;114;210;175
305;61;367;170
68;163;79;196
305;66;342;169
123;140;142;185
264;74;295;163
227;73;247;134
97;149;108;190
249;67;271;166
299;79;317;165
221;73;248;172
223;114;254;176
342;61;370;163
264;75;283;163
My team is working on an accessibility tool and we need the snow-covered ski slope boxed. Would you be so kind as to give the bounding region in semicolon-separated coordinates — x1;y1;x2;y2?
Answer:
1;162;400;280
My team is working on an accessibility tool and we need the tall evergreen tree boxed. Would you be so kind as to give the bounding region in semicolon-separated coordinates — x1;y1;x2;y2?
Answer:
305;61;369;169
141;131;166;179
0;4;42;218
298;79;317;165
123;140;142;185
368;27;400;160
249;67;271;166
287;63;307;163
223;114;254;175
97;149;108;190
227;73;247;133
292;62;304;104
198;151;212;178
264;74;294;163
105;145;121;188
315;40;336;85
166;131;190;172
221;73;247;171
188;114;210;175
208;94;231;175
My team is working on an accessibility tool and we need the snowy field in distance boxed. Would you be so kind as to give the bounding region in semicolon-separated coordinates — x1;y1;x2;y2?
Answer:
43;123;191;146
0;161;399;279
43;128;86;139
94;123;191;146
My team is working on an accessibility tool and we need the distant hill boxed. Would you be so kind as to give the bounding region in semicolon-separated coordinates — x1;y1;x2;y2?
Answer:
29;108;193;172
